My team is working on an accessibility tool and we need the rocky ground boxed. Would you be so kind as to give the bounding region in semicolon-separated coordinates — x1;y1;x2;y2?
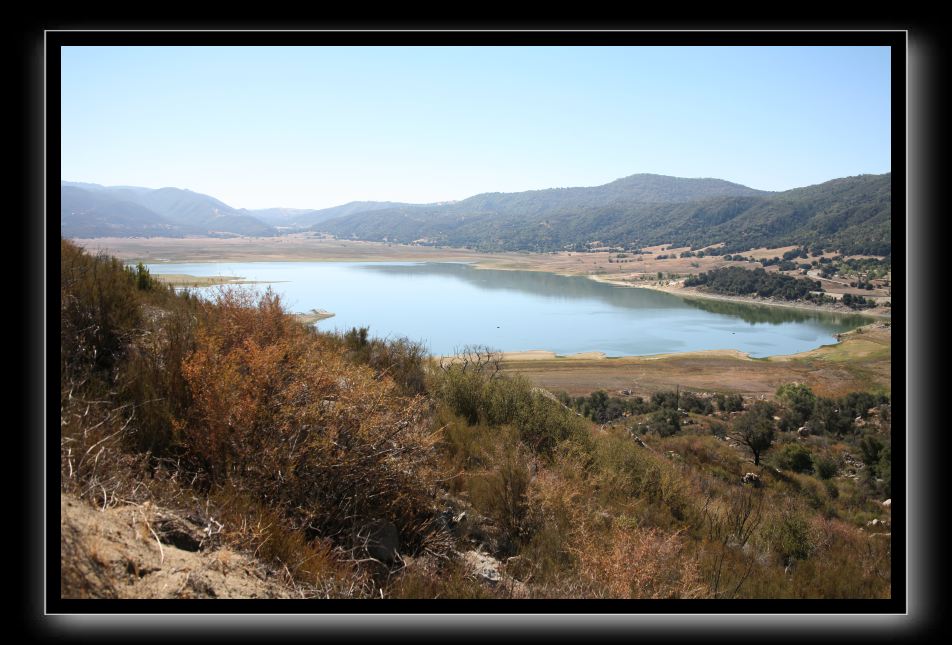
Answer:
60;493;299;599
61;491;528;600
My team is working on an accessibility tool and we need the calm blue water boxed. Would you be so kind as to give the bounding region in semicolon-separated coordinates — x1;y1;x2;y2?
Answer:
146;261;868;358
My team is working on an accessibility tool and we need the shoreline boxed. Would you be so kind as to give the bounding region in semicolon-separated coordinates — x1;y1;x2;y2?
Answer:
587;275;891;319
79;235;891;321
292;308;336;324
496;322;891;398
442;320;889;365
153;274;280;288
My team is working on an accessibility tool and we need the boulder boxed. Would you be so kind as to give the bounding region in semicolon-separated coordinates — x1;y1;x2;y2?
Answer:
882;499;891;509
742;472;761;487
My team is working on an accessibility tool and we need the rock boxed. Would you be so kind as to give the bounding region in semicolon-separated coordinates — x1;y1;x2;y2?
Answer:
866;518;890;530
365;519;400;564
742;472;761;487
463;550;501;585
152;511;208;552
882;499;891;509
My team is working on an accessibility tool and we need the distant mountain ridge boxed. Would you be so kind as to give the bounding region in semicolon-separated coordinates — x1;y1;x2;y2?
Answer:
61;183;276;238
313;173;890;256
60;172;890;255
246;201;417;228
61;186;185;238
311;174;771;244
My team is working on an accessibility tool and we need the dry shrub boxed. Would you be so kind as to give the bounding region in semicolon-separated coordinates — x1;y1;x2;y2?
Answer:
436;406;497;493
208;488;364;596
740;512;890;599
116;298;197;455
591;429;699;529
334;326;429;396
387;557;500;599
574;525;707;599
466;426;534;552
786;515;891;598
60;239;142;381
510;453;590;587
667;434;744;475
698;487;765;598
60;390;149;507
178;287;443;558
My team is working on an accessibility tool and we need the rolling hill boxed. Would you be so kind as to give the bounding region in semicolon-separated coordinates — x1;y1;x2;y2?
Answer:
60;172;891;256
61;183;276;238
246;201;415;229
313;173;890;256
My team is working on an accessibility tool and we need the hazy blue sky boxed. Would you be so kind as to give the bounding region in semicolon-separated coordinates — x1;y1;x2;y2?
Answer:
61;46;891;210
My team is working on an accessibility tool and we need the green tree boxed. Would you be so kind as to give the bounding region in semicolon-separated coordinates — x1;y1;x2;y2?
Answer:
774;443;813;474
732;401;777;466
715;393;744;413
648;408;681;437
775;383;816;430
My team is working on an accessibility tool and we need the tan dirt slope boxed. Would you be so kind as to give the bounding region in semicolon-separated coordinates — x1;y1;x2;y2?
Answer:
60;493;298;599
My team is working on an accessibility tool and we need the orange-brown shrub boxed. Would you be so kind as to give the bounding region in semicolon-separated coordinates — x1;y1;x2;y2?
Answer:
178;287;444;557
574;525;707;598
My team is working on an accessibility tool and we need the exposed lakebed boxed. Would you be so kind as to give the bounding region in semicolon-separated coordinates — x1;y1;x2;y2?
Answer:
145;261;868;358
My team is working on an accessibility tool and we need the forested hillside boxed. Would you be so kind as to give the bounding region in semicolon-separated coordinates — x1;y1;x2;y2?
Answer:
61;173;890;256
316;173;890;256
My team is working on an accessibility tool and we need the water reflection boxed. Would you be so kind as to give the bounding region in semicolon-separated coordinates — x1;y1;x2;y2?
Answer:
149;260;870;357
362;262;866;330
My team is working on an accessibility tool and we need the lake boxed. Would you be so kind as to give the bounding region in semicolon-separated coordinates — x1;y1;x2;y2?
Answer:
145;261;869;358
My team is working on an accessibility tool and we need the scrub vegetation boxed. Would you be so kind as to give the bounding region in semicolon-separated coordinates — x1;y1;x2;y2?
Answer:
60;239;892;599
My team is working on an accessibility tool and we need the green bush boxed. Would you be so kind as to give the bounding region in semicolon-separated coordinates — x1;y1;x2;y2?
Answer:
680;392;714;415
814;455;838;480
647;408;681;437
774;443;814;474
714;393;744;413
775;383;816;430
337;326;428;396
431;359;589;457
708;421;727;438
764;509;813;564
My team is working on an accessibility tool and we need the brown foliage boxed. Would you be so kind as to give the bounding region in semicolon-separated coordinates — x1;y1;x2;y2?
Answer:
178;287;444;558
574;525;707;599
